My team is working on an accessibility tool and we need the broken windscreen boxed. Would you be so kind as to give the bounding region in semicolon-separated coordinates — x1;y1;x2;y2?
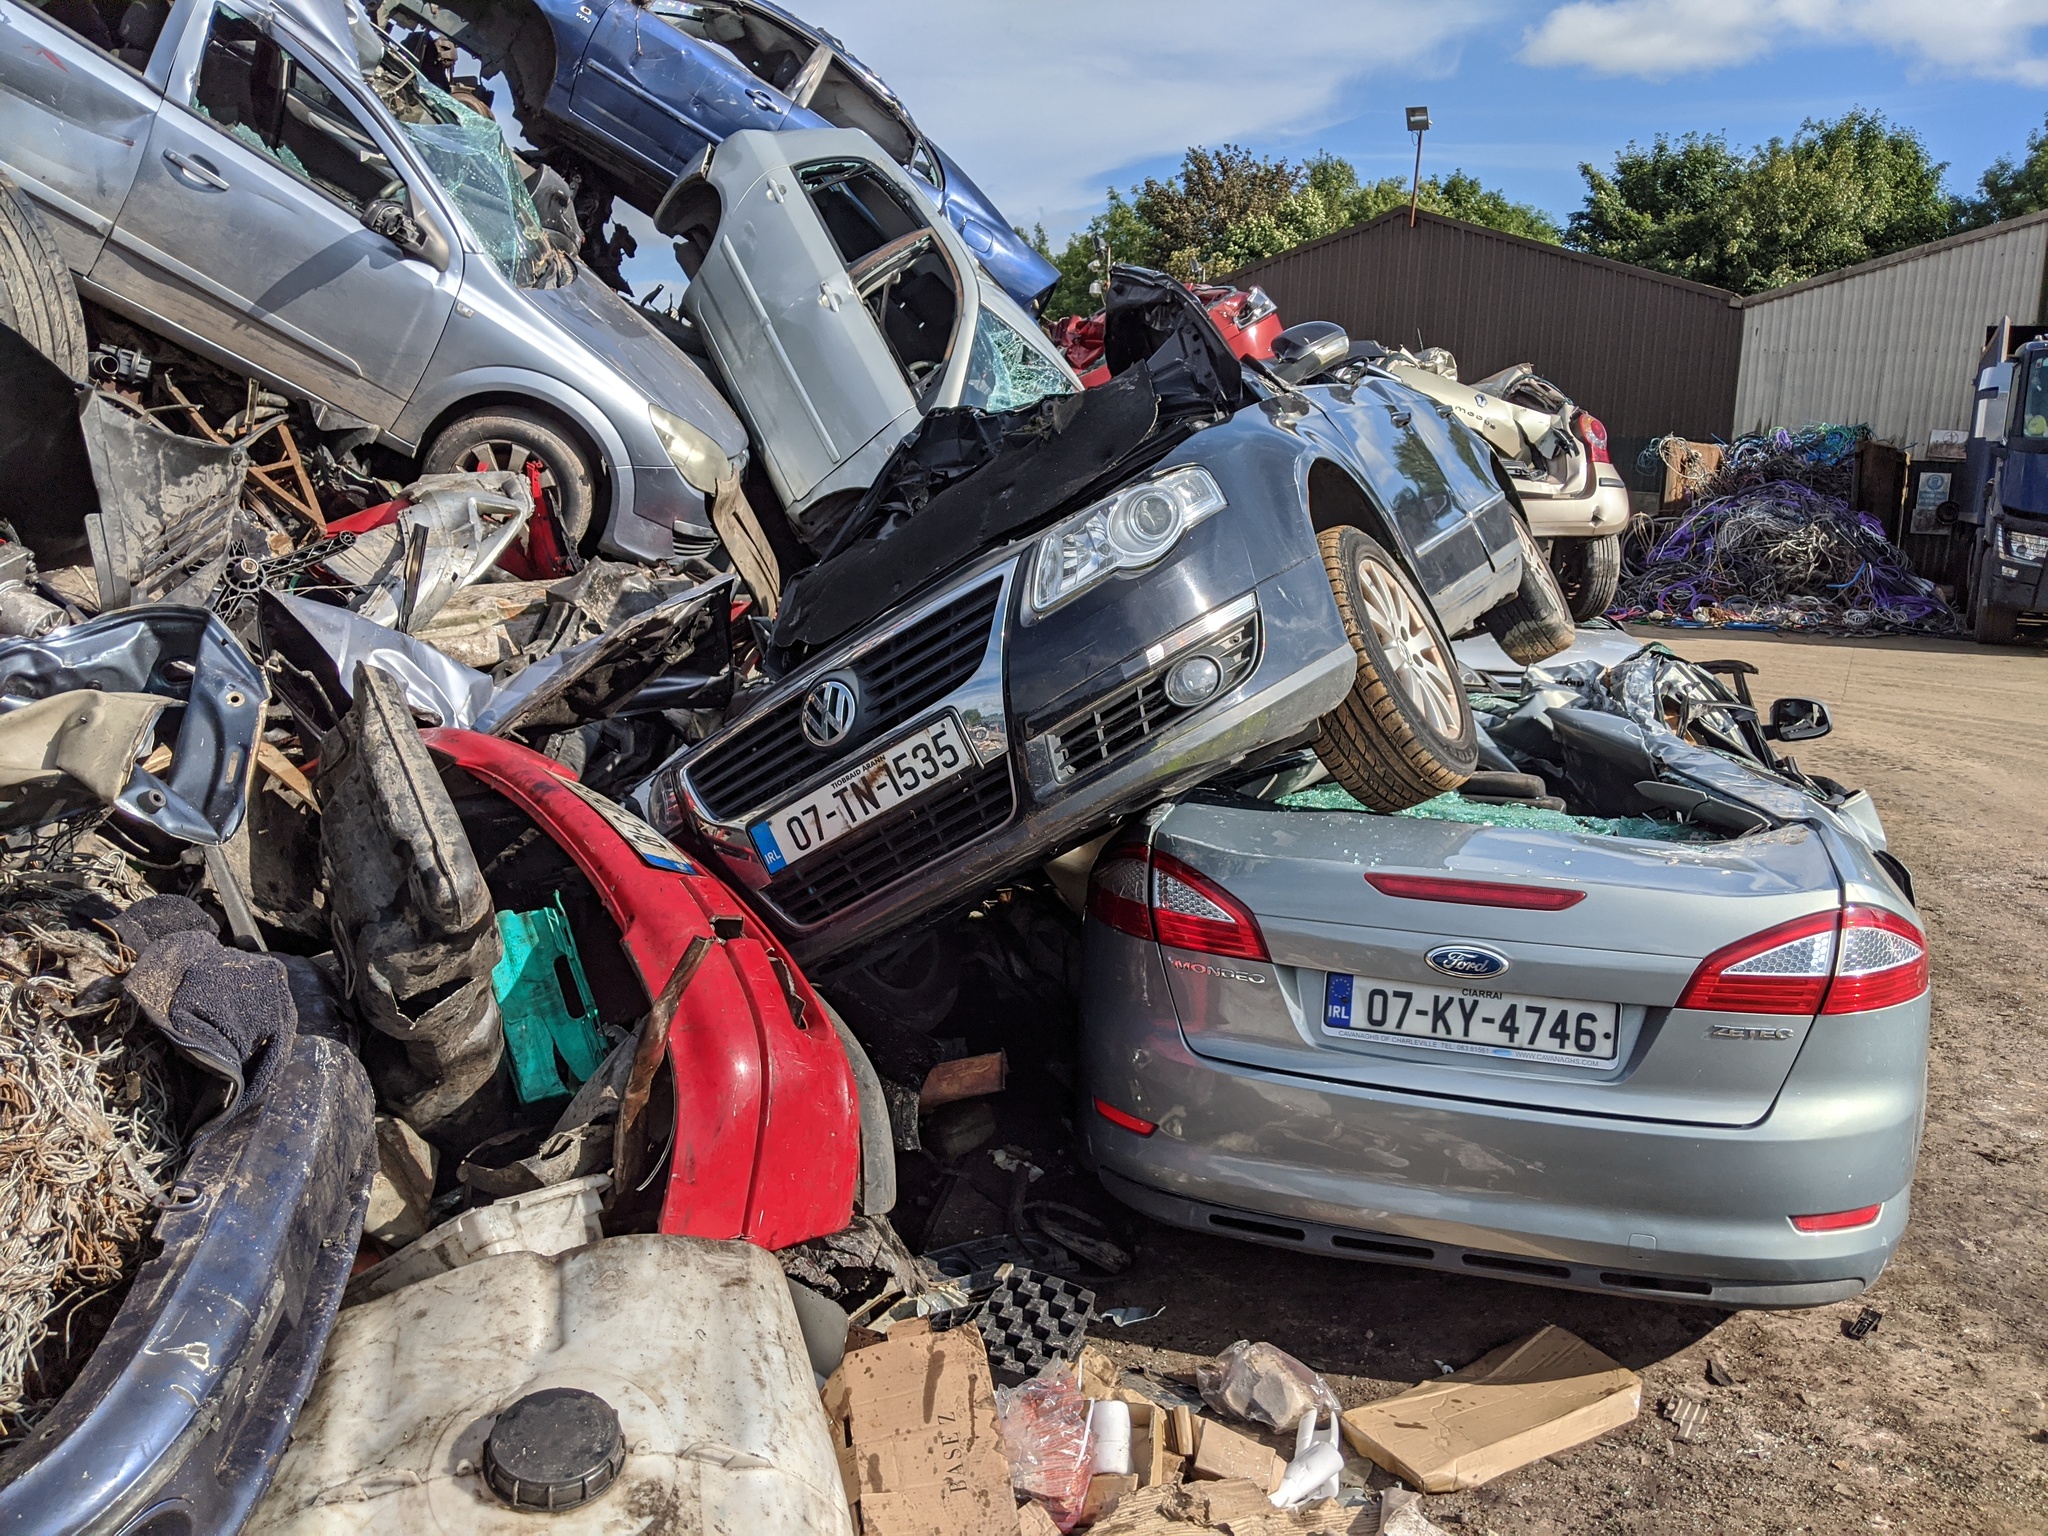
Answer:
363;38;565;288
960;297;1076;414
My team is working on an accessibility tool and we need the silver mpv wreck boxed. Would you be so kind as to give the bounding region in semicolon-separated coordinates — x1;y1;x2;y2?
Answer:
1081;643;1929;1307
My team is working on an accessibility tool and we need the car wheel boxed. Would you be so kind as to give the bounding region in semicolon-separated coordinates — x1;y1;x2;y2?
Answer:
422;407;598;549
1551;533;1623;623
1313;525;1477;810
0;171;89;377
824;927;961;1036
1482;514;1577;663
1973;549;2020;645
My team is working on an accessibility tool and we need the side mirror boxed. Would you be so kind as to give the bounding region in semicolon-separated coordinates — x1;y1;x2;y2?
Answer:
363;196;448;271
1267;320;1350;384
1766;697;1832;742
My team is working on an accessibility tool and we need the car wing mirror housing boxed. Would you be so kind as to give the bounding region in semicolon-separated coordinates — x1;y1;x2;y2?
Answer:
364;196;450;271
1267;320;1350;384
1766;696;1832;742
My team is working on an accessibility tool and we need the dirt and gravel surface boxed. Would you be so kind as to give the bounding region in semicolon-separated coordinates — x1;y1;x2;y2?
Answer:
901;628;2048;1536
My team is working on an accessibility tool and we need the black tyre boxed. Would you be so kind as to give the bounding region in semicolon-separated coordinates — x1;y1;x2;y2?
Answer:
1482;515;1577;663
1313;525;1477;810
825;927;961;1036
1973;550;2020;645
422;406;598;548
0;171;88;377
1551;532;1622;623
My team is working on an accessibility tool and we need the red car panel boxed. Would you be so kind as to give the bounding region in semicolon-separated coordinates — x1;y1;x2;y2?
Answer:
1052;283;1283;386
421;729;858;1249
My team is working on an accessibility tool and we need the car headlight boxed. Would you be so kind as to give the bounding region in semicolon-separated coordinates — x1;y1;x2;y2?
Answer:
2002;524;2048;562
1029;466;1226;615
648;403;729;495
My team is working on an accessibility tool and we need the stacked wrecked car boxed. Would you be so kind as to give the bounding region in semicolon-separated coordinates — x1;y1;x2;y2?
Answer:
0;1;1933;1529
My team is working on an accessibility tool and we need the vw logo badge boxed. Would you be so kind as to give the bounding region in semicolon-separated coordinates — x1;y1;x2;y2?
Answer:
1425;944;1510;979
801;676;859;748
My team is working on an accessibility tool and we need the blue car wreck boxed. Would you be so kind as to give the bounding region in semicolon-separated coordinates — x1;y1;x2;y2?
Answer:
377;0;1060;309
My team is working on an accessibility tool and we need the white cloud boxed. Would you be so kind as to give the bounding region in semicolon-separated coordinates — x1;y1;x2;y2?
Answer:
793;0;1507;237
1520;0;2048;86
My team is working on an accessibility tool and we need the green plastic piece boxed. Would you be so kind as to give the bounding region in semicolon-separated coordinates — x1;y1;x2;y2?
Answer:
1275;785;1710;842
491;895;607;1104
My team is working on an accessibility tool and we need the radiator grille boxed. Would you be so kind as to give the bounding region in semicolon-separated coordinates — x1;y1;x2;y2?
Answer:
685;579;1002;820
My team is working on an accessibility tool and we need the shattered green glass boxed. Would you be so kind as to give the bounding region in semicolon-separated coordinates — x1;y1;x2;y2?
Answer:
960;302;1076;413
1276;785;1712;842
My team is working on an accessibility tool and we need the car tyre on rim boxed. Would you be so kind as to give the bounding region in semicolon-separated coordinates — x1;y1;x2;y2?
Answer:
422;406;598;549
1313;525;1477;810
0;171;89;376
1551;532;1622;623
1483;514;1577;664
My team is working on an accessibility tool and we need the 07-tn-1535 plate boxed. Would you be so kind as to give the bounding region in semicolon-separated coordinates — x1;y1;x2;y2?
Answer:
750;713;974;873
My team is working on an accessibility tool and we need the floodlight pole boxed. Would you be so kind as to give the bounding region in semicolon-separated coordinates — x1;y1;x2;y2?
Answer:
1405;106;1431;228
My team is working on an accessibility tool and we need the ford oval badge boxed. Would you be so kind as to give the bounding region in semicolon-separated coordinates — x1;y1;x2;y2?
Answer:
1425;944;1510;979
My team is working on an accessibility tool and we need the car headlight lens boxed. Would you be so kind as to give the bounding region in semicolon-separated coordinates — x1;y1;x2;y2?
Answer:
1029;466;1226;614
2002;524;2048;562
648;402;729;495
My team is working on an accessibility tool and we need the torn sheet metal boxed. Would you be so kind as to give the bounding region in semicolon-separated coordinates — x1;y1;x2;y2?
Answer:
319;472;533;632
261;579;733;742
79;393;246;610
0;606;266;842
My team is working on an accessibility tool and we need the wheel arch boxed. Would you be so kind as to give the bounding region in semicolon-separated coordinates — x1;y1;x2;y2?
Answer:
1306;459;1404;568
411;385;617;529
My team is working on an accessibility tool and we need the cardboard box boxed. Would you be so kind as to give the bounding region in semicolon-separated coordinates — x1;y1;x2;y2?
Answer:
1188;1418;1284;1492
821;1320;1016;1536
1340;1325;1641;1493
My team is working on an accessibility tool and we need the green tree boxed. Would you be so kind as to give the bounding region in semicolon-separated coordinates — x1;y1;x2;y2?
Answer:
1566;111;1962;294
1965;113;2048;225
1037;148;1560;320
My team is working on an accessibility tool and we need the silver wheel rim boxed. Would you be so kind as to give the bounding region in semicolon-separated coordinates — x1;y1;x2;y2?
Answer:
458;438;559;509
1355;555;1461;738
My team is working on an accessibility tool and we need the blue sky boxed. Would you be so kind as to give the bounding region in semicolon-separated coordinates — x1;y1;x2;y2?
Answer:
790;0;2048;242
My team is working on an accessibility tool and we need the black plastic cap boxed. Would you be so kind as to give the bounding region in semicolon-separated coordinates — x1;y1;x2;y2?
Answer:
482;1388;625;1512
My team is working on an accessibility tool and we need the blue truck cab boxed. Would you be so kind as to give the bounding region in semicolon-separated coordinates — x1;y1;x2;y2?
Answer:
1956;320;2048;644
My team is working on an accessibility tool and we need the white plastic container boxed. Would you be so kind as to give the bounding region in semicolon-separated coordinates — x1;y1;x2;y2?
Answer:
344;1174;609;1303
252;1234;855;1535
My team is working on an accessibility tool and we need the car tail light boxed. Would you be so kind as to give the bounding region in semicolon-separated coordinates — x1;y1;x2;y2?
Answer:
1087;844;1154;940
1088;844;1269;960
1149;851;1269;960
1822;907;1928;1013
1676;911;1838;1014
1365;873;1585;910
1790;1205;1881;1233
1676;906;1927;1016
1577;412;1611;464
1094;1097;1157;1136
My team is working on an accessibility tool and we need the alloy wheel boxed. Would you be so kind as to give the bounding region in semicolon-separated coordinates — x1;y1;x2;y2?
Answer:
1354;556;1461;738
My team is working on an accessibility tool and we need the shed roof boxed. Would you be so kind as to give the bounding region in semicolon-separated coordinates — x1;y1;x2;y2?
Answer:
1739;207;2048;307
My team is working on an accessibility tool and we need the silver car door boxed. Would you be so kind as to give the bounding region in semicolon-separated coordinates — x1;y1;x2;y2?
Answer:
685;135;922;510
0;0;166;273
93;0;454;425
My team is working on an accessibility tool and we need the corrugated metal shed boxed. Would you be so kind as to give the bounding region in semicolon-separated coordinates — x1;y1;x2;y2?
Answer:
1734;212;2048;452
1225;209;1744;474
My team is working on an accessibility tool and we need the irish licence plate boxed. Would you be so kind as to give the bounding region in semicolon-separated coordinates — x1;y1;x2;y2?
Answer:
1323;973;1619;1067
749;714;973;874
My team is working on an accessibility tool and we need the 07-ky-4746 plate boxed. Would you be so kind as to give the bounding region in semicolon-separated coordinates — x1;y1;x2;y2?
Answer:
749;714;973;874
1323;972;1619;1068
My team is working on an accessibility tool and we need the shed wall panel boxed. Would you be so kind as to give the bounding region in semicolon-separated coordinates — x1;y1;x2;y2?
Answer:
1227;213;1743;464
1734;222;2048;450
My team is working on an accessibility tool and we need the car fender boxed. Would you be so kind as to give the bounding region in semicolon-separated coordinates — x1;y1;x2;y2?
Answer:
387;364;638;522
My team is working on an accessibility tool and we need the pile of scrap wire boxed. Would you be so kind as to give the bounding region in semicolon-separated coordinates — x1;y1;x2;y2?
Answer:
1616;479;1955;634
1705;423;1869;501
0;896;183;1440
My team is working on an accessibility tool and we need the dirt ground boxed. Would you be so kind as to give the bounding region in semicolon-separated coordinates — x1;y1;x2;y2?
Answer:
901;626;2048;1536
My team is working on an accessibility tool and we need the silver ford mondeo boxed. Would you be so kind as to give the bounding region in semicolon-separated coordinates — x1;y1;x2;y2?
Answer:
1079;639;1930;1307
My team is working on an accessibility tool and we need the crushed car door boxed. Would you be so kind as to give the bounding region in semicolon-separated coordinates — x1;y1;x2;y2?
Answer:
685;144;931;509
570;0;807;180
0;0;166;273
94;0;455;426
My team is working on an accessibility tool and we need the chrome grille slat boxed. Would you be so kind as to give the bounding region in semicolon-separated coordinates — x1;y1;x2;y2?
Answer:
686;579;1003;821
1051;614;1259;781
762;761;1016;926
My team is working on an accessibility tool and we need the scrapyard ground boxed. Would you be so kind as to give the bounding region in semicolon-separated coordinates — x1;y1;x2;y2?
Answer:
893;626;2048;1536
